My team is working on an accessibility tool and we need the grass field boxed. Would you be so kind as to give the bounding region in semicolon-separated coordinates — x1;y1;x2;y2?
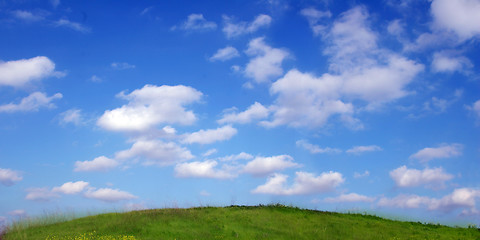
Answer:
2;204;479;240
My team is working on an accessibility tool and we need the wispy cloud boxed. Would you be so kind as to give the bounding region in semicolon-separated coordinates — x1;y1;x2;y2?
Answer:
54;19;90;33
171;14;217;32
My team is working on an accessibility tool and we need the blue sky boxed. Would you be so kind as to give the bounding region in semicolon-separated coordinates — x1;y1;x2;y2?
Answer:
1;0;480;227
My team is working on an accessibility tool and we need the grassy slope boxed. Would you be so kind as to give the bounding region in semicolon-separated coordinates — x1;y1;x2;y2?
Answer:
3;205;480;240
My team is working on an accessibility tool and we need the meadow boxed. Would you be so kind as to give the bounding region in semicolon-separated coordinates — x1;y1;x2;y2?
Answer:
1;205;479;240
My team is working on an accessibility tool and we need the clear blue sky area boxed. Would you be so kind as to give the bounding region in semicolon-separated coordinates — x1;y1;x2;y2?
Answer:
0;0;479;227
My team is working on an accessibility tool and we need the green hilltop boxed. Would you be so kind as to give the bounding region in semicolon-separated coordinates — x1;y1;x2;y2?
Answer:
2;205;479;240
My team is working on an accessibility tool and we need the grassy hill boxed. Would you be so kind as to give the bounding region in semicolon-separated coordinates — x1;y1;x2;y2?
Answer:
2;205;479;240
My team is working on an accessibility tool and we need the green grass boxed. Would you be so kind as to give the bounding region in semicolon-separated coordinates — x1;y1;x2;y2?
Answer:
2;204;479;240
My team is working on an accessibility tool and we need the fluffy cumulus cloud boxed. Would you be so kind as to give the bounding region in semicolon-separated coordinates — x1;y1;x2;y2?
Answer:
74;156;119;172
389;166;453;188
52;181;90;194
252;171;344;195
0;168;23;186
379;188;480;212
261;70;353;128
300;7;332;36
172;14;217;31
243;155;299;177
115;140;194;166
430;0;480;40
244;37;289;83
182;125;237;144
223;14;272;38
0;92;62;113
296;140;341;154
409;143;462;163
97;85;202;132
25;180;136;203
324;193;376;203
431;51;473;73
326;6;423;103
346;145;382;154
225;6;423;130
25;187;59;201
209;46;239;62
378;194;432;209
0;56;64;87
174;160;237;179
84;188;137;202
218;102;269;124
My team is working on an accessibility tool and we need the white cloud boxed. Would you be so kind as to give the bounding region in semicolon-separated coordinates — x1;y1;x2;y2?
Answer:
252;171;344;195
243;155;299;177
174;160;237;179
218;152;254;162
172;14;217;31
52;181;90;194
25;187;59;201
387;19;405;36
430;0;480;40
54;19;90;33
431;51;473;73
200;190;210;196
222;14;272;38
341;56;424;104
97;84;202;132
244;37;289;83
346;145;382;154
233;7;423;130
0;92;62;113
324;6;377;72
90;75;102;82
378;188;480;212
467;100;480;122
140;6;153;15
115;140;194;166
378;194;432;209
182;125;237;144
8;209;27;217
389;165;453;188
261;69;353;128
0;168;22;186
300;8;331;36
423;97;450;113
84;188;137;202
111;62;136;70
202;149;218;157
59;109;84;126
410;143;462;163
430;188;480;212
74;156;119;172
325;6;424;103
296;140;341;154
209;46;239;62
51;0;60;8
0;56;64;87
12;10;45;22
218;102;269;124
324;193;376;203
353;170;370;178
